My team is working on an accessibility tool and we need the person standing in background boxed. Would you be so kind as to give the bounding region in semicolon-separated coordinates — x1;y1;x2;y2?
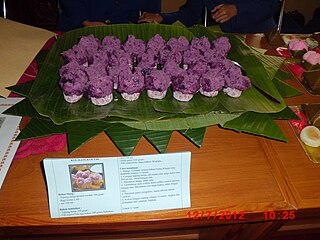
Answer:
56;0;161;31
139;0;280;33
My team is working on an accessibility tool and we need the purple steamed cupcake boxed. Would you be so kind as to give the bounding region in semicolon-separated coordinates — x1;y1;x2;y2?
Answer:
166;36;189;52
211;36;231;58
204;48;224;66
118;67;145;101
123;35;146;60
166;51;183;65
59;61;88;103
101;35;122;52
163;60;184;79
85;64;114;105
158;48;171;65
61;35;101;66
61;47;87;66
145;69;171;99
183;48;206;66
190;36;211;53
92;50;109;67
114;49;134;68
147;34;166;52
223;62;252;97
172;71;200;102
187;60;208;78
199;69;225;97
138;49;158;71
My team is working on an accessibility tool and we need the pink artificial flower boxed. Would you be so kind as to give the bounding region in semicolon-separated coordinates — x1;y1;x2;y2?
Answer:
288;39;308;51
303;51;320;65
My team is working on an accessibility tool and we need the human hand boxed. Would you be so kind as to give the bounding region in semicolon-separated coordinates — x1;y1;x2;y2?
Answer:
138;12;163;24
82;20;107;27
211;4;237;23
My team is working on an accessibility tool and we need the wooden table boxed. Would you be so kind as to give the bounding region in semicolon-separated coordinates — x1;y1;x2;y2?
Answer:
0;34;320;240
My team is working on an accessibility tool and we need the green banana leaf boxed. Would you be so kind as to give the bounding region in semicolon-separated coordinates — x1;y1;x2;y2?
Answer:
28;24;194;124
144;131;173;153
6;81;34;97
28;24;287;126
66;120;113;153
4;24;301;155
179;127;207;147
221;112;287;142
16;118;66;141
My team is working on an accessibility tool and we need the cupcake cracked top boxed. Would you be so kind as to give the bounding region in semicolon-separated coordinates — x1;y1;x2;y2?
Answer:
145;69;171;92
117;67;145;94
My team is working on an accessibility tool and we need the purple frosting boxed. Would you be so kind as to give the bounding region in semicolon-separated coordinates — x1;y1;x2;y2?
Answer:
187;60;208;78
147;34;166;52
61;35;101;65
85;64;113;97
166;36;189;52
108;64;131;88
172;71;199;94
200;69;225;92
118;67;145;94
59;61;88;96
163;60;184;78
166;51;182;65
111;49;133;67
138;49;158;70
225;75;251;91
183;48;206;66
92;50;109;66
211;36;231;57
145;69;171;91
123;35;146;58
86;76;114;98
61;47;87;65
101;35;122;52
190;37;211;53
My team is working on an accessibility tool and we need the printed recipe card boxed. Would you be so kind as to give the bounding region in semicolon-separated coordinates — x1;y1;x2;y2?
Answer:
0;98;23;188
43;152;191;218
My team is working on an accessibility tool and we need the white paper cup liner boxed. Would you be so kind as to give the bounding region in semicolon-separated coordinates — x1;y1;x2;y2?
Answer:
223;87;242;98
173;91;193;102
63;93;83;103
121;92;140;101
147;90;167;99
91;94;113;106
200;88;219;97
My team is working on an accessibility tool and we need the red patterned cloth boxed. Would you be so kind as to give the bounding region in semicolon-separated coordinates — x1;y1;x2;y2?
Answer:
287;64;304;79
10;34;67;160
14;134;67;159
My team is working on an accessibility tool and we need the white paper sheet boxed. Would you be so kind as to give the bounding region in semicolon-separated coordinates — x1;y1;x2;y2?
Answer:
0;98;23;188
43;152;191;218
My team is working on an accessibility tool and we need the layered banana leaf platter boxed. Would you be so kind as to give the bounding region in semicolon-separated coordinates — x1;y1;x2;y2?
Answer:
5;24;303;155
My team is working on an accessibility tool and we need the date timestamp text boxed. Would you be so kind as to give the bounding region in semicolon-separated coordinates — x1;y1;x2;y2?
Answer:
263;210;295;220
187;211;245;220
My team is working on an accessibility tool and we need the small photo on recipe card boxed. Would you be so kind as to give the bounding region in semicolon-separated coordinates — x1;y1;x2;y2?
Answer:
69;163;106;192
